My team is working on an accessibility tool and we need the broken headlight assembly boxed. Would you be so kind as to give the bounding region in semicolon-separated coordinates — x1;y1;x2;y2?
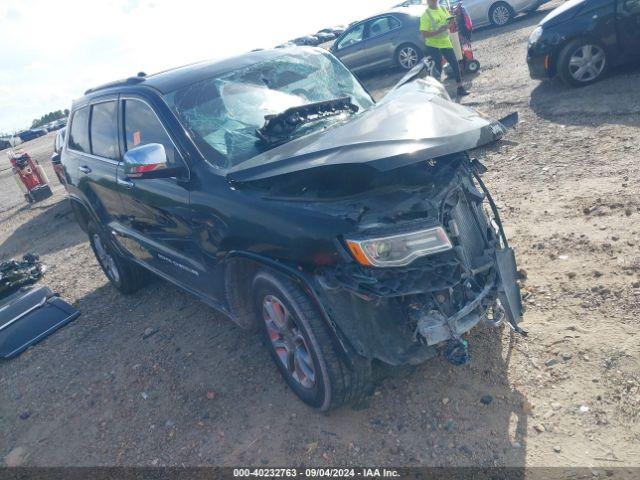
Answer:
345;227;453;268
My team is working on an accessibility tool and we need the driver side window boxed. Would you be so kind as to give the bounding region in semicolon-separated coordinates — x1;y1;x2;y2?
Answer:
337;23;365;49
123;99;181;167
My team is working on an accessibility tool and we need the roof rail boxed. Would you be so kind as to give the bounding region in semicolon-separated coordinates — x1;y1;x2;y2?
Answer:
84;73;147;95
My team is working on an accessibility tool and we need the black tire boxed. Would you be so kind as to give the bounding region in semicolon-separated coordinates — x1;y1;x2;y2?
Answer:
87;221;149;294
252;270;371;411
466;59;481;74
395;43;423;71
489;2;515;26
556;38;608;87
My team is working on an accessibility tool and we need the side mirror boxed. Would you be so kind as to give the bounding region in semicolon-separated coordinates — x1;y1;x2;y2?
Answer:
123;143;185;180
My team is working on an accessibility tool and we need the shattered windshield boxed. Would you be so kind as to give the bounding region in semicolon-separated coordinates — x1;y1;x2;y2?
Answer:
163;50;374;170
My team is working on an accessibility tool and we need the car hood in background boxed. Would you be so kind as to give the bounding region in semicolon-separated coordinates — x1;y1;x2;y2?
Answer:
227;77;506;183
540;0;585;27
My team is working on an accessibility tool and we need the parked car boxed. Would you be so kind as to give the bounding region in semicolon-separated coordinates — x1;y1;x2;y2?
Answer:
17;129;47;143
527;0;640;86
467;0;552;27
330;7;425;72
61;47;523;410
315;31;336;43
50;127;67;184
46;119;67;132
397;0;550;27
0;139;11;150
291;35;321;46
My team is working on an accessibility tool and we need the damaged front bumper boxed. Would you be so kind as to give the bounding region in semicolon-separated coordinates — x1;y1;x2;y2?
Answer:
315;168;524;366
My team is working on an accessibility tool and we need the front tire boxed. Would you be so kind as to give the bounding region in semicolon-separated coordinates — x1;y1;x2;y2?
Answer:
396;43;422;71
489;2;515;26
87;221;149;294
252;270;371;411
557;38;607;87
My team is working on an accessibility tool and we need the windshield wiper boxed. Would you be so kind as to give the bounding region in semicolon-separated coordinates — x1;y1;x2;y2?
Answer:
256;96;359;146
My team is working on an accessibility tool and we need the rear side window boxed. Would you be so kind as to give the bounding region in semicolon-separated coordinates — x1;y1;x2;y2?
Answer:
68;107;90;153
366;16;401;39
90;101;119;159
123;99;178;166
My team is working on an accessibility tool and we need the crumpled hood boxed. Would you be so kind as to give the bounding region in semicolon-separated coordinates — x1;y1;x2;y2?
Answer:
228;76;506;182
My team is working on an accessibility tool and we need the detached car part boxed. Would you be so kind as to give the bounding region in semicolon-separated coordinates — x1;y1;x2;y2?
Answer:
0;286;80;359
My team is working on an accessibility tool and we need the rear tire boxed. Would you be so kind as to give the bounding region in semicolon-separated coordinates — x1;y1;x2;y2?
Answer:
557;38;607;87
395;43;423;71
489;2;515;26
252;270;371;411
87;221;149;294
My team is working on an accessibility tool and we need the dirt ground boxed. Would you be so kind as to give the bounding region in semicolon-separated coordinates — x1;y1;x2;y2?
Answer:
1;1;639;470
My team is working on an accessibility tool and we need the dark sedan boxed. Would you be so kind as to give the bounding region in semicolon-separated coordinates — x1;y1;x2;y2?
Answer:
330;7;425;73
527;0;640;86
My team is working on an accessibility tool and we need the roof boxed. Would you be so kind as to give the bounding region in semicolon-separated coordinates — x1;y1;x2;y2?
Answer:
82;47;315;100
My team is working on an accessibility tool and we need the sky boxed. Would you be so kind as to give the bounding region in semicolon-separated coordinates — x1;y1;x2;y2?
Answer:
0;0;399;134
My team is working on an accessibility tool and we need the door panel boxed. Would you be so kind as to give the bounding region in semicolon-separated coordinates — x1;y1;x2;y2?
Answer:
335;23;368;71
114;97;205;292
65;102;121;228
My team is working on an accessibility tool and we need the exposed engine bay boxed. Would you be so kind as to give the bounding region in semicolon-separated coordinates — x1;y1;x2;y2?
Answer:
249;153;524;366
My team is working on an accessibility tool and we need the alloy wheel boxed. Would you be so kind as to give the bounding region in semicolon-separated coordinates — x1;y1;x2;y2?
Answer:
92;233;120;284
492;5;511;25
262;295;316;389
399;46;419;70
568;44;606;83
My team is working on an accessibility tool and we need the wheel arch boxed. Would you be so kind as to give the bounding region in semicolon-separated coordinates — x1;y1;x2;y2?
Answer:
68;195;95;233
223;251;356;365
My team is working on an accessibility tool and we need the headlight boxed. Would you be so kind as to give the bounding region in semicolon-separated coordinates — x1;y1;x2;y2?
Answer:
529;26;543;46
345;226;453;268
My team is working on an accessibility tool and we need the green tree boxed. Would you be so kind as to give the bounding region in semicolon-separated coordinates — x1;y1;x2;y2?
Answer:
30;109;67;129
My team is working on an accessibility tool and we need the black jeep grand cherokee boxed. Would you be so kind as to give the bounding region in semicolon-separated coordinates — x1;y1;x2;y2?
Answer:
61;47;523;410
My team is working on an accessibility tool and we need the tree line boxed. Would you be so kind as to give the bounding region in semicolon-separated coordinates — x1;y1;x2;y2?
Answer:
30;109;70;129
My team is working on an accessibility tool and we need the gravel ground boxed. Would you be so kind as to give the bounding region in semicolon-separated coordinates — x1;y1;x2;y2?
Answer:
1;1;639;469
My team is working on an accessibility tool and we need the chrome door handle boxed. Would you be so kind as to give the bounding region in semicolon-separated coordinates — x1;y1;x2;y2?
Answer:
117;178;135;189
78;166;91;174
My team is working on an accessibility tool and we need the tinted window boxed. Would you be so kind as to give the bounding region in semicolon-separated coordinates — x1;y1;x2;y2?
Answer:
366;16;401;39
68;107;90;153
123;100;178;166
337;23;365;49
90;101;119;159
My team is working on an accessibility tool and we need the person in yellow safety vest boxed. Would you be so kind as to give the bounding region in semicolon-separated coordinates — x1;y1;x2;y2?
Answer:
420;0;469;97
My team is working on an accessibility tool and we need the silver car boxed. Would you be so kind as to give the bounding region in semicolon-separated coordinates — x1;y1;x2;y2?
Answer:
463;0;550;27
396;0;550;28
330;7;425;73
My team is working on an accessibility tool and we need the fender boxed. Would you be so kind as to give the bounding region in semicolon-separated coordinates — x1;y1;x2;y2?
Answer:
224;250;356;366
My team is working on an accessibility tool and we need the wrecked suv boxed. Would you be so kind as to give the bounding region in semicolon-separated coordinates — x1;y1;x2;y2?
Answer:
61;47;523;410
